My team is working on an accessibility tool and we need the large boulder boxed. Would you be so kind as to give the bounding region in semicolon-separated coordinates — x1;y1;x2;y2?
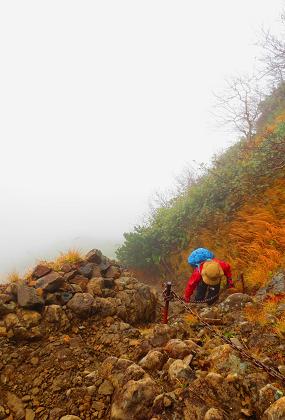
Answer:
31;264;51;279
17;284;44;309
219;293;253;313
66;293;94;317
116;281;157;324
85;249;102;264
207;344;247;375
139;350;166;371
36;272;65;292
106;360;159;420
149;324;177;347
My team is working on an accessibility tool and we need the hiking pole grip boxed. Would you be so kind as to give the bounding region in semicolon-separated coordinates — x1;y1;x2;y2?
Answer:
162;282;172;324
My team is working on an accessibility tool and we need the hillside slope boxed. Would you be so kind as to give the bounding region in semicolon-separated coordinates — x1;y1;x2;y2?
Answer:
0;249;285;419
117;109;285;292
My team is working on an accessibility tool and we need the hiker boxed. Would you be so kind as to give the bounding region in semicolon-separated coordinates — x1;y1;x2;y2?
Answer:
185;248;233;304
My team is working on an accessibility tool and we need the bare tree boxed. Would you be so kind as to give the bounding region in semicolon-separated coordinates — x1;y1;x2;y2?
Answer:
214;75;264;140
260;14;285;84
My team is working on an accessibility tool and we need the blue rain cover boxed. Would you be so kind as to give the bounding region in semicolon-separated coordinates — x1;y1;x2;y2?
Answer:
188;248;214;266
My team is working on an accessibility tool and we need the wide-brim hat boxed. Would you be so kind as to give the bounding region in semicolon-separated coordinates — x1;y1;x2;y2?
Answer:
201;261;224;285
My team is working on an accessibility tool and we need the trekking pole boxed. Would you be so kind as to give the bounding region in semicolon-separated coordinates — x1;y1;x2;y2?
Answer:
162;282;172;324
240;272;245;293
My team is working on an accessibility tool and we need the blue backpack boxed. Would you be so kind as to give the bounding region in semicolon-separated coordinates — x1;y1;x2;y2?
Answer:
188;248;214;267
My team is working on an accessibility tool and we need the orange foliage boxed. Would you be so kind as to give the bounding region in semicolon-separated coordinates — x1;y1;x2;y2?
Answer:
171;178;285;292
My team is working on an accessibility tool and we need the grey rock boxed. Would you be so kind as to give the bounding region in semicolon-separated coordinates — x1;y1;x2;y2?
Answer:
66;293;94;317
85;249;102;264
31;264;51;279
17;284;44;309
219;293;253;312
256;271;285;300
168;359;194;383
78;262;96;279
36;272;65;292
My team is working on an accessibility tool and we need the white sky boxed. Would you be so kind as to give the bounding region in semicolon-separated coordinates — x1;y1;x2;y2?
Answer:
0;1;284;276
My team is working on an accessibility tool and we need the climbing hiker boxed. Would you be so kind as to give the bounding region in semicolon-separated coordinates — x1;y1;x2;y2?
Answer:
184;248;233;304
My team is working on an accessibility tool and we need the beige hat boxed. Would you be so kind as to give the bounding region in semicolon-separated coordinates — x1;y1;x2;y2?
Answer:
201;261;224;285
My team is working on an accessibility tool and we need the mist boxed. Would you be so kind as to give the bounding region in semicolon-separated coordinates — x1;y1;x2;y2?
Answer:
0;0;284;279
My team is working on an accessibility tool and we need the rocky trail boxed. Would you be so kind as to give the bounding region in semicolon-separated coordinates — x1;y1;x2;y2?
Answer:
0;249;285;419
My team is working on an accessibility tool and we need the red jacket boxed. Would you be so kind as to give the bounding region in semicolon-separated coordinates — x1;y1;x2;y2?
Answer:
184;258;233;303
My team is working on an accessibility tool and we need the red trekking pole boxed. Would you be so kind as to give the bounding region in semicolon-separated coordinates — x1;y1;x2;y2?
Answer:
162;282;172;324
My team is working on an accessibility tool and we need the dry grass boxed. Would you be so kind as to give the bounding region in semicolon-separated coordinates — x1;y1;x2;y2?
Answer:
39;248;84;272
243;305;269;327
6;271;22;283
274;316;285;337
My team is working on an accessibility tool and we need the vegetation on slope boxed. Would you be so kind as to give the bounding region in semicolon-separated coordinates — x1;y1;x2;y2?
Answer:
116;107;285;289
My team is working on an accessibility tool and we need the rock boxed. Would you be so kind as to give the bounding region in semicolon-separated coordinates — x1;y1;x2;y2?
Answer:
66;293;94;317
17;284;44;309
36;272;65;292
60;416;81;420
44;305;70;329
149;325;176;347
20;310;42;328
60;291;73;304
6;391;25;419
85;249;102;264
25;408;35;420
104;265;121;279
92;265;102;277
0;326;7;336
98;379;114;395
0;300;16;316
219;293;253;312
0;293;12;303
63;270;77;282
258;384;284;414
49;408;64;418
60;263;74;273
4;313;21;330
69;275;89;292
207;344;247;375
164;339;193;359
78;262;96;279
92;297;116;318
263;396;285;419
45;292;60;305
204;408;224;420
139;350;165;371
168;359;194;383
111;376;158;420
87;278;104;297
278;365;285;375
257;272;285;300
0;406;5;420
31;264;51;279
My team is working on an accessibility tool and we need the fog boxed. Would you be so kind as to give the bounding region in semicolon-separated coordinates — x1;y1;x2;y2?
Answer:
0;1;283;278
